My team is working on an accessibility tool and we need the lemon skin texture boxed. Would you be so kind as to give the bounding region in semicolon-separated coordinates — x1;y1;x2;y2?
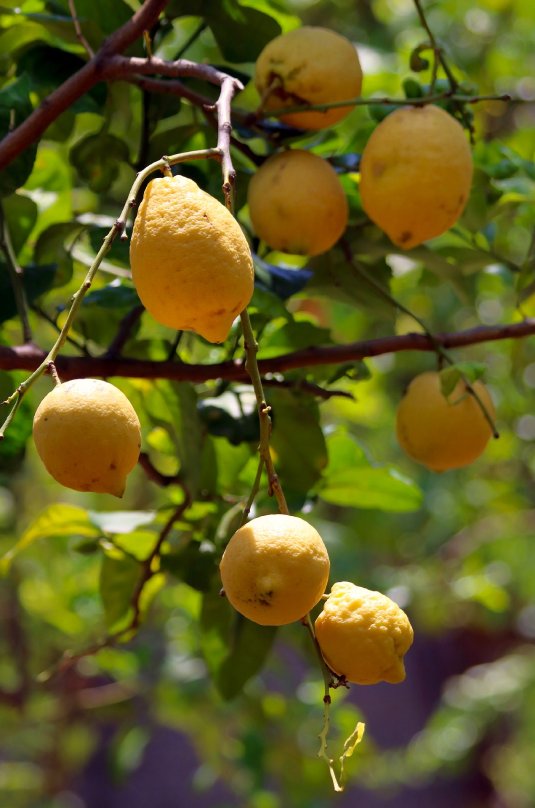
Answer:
255;27;363;130
396;371;495;472
360;105;473;249
248;150;348;256
33;379;141;497
130;175;254;344
219;514;330;626
315;581;414;685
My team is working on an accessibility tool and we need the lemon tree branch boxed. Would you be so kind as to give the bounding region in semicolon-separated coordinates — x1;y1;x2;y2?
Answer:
1;320;534;383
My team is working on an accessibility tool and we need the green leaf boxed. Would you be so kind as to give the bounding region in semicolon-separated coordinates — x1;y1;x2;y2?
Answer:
1;504;99;573
308;247;394;319
34;222;84;288
70;133;130;193
200;590;277;700
439;363;486;398
2;193;38;255
143;382;204;495
317;431;422;512
161;540;217;592
319;466;423;512
0;75;37;196
99;550;141;629
0;260;59;324
89;511;156;534
207;1;281;63
17;44;106;113
269;389;327;504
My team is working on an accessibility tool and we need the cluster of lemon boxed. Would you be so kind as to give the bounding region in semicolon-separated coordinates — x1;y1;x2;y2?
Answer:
29;25;497;690
220;513;414;685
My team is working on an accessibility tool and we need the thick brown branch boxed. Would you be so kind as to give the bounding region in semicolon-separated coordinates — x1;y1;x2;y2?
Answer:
1;321;534;383
0;0;246;171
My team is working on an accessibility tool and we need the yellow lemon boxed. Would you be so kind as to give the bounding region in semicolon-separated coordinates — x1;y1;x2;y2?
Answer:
219;514;330;626
130;175;254;343
359;105;473;248
247;149;348;256
255;26;363;130
396;370;495;471
315;581;414;685
33;379;141;497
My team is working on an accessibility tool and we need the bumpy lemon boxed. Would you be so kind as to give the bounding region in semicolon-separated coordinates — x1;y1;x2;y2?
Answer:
220;514;330;626
315;581;414;685
255;26;363;130
396;371;495;472
130;175;254;343
33;379;141;497
248;150;348;256
359;105;473;249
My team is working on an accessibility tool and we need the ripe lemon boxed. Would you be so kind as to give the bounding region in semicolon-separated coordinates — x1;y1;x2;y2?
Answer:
315;581;414;685
247;150;348;256
130;175;254;343
396;370;495;472
359;105;473;249
219;514;330;626
255;26;363;130
33;379;141;497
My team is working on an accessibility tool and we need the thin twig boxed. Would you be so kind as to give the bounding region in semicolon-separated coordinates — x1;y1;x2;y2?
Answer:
259;91;512;120
138;451;183;487
67;0;94;57
41;496;191;681
105;305;144;358
0;203;32;343
30;303;91;355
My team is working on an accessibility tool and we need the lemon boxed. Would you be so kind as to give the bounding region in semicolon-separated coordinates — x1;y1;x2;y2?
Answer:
255;26;363;130
247;149;348;256
33;379;141;497
130;175;254;343
359;105;473;249
315;581;414;685
219;514;330;626
396;370;495;471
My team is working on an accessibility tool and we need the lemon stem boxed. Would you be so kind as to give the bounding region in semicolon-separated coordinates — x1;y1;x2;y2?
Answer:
240;309;289;515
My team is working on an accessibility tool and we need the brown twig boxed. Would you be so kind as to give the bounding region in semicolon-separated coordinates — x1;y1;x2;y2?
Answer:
0;203;32;343
0;320;533;382
105;304;144;358
138;451;183;487
67;0;94;57
42;496;190;680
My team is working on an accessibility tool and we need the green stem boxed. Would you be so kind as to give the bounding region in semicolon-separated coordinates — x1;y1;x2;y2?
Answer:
240;309;289;515
412;0;475;137
262;91;512;120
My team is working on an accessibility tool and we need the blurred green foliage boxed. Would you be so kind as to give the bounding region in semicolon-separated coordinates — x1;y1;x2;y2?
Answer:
0;0;535;805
